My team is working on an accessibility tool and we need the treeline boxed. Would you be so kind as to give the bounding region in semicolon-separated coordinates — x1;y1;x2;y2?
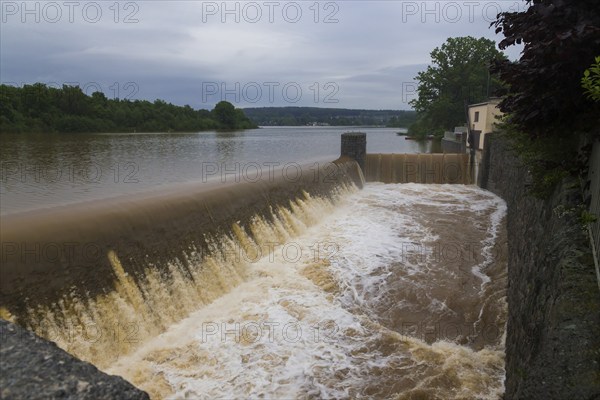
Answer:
0;84;257;133
242;106;416;127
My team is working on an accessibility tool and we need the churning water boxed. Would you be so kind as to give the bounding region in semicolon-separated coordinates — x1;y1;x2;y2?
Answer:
1;128;506;399
90;182;507;399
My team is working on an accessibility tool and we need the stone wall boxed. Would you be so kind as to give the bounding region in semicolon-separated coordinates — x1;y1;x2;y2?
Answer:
481;133;600;399
340;132;366;173
0;320;149;399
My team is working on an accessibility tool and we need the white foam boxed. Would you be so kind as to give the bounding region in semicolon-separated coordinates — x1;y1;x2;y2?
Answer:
107;182;507;399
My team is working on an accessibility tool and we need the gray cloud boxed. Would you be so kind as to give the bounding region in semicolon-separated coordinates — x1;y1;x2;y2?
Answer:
1;1;524;110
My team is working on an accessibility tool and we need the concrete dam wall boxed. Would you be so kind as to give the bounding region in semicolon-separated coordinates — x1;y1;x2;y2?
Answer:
0;159;363;368
365;153;471;184
340;131;473;184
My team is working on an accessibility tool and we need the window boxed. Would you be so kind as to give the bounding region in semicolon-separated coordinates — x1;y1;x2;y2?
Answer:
474;111;480;122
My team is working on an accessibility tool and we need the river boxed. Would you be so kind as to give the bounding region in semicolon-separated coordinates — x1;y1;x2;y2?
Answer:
0;127;434;215
0;127;506;399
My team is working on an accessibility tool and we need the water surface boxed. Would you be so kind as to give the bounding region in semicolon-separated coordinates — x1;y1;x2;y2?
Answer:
0;127;432;214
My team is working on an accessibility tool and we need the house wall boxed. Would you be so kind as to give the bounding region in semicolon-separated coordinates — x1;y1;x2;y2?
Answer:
468;101;501;150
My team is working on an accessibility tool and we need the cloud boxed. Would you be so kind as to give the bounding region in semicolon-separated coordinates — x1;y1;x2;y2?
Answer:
0;0;524;109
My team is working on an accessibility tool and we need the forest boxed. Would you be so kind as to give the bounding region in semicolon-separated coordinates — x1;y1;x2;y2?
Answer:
242;106;417;127
0;84;257;133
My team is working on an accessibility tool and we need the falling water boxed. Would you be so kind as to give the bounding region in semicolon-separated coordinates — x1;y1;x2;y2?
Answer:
86;183;506;399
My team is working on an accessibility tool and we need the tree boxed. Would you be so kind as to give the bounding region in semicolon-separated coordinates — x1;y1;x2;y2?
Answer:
212;101;237;129
21;83;52;117
409;36;506;137
0;84;257;133
492;0;600;138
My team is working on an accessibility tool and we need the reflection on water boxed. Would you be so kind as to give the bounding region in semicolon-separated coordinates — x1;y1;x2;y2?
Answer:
0;127;438;214
214;131;244;163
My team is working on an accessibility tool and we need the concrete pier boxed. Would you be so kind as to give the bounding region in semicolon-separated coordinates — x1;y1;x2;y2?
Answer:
341;132;366;173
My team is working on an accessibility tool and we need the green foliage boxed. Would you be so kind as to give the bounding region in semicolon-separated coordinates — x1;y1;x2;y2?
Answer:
553;204;598;232
493;0;600;138
582;56;600;102
580;210;598;226
385;114;418;128
407;116;444;139
212;100;236;129
492;0;599;200
503;123;582;198
410;36;506;133
242;107;416;127
0;84;257;133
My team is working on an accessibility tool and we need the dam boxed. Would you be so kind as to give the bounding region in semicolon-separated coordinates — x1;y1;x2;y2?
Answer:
0;131;507;399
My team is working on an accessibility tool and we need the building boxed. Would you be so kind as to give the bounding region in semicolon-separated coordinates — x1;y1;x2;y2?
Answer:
441;126;468;153
467;98;503;150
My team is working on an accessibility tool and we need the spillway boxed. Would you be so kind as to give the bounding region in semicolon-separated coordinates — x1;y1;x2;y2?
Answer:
0;157;507;399
365;153;472;184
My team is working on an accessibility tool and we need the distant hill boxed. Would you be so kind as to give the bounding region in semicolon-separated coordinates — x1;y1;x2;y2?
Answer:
242;107;416;127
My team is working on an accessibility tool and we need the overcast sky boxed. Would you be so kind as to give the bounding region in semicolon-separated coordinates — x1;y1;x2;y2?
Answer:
1;1;525;110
